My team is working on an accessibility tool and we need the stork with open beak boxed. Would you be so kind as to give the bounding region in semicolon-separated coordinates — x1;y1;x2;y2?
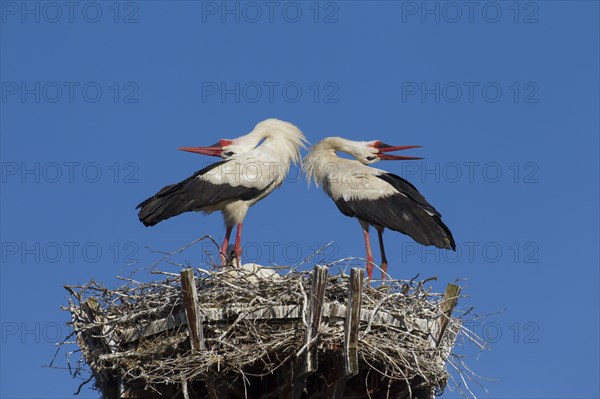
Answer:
137;119;307;266
303;137;455;280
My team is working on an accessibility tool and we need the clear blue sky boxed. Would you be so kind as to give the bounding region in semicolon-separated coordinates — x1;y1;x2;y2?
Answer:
1;1;598;398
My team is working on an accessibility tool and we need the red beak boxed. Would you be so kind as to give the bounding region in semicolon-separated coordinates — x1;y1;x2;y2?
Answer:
178;139;233;157
374;142;423;160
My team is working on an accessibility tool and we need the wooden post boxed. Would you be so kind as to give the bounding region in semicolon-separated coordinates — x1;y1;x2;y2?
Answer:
181;380;189;399
300;265;328;375
433;283;461;347
344;267;363;377
181;270;229;397
278;266;329;399
180;268;205;352
323;268;364;399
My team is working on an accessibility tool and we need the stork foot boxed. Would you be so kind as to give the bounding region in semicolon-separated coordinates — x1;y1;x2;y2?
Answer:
233;247;242;268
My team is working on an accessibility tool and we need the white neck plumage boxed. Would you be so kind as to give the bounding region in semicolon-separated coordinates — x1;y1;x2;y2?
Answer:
245;119;307;165
303;137;365;187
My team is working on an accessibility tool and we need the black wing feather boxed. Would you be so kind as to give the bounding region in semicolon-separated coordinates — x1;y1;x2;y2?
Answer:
137;160;270;227
377;173;440;216
333;173;455;250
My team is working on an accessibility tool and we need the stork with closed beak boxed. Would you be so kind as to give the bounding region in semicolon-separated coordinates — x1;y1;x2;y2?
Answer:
137;119;307;266
303;137;455;280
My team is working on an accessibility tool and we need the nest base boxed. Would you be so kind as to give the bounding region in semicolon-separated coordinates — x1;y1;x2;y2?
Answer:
64;264;463;399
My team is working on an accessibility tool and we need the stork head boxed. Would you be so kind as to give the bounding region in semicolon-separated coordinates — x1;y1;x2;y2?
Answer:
247;118;308;165
178;119;307;162
349;140;422;165
303;137;422;187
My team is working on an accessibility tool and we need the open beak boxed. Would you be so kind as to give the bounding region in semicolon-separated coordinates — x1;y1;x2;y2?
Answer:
178;140;229;157
375;142;423;160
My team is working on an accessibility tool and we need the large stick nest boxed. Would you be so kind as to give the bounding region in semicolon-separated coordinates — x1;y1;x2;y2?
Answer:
61;240;485;397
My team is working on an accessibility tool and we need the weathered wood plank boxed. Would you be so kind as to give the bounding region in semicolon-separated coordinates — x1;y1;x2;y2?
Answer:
181;380;189;399
120;300;408;344
344;268;363;377
120;312;187;343
429;283;461;347
324;268;364;399
278;266;329;399
299;265;328;376
180;268;205;352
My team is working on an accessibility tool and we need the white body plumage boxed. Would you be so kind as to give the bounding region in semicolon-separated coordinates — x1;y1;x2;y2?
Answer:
303;136;455;279
138;118;307;265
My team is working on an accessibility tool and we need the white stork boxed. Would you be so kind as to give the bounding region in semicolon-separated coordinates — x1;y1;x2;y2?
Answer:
303;137;455;280
137;118;307;266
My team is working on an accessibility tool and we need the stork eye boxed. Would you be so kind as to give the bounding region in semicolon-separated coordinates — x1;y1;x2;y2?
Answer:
366;156;377;161
223;151;235;157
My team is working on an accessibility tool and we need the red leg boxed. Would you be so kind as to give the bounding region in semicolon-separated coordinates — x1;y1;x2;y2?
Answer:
377;227;389;280
362;226;374;279
234;223;243;266
220;226;233;266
